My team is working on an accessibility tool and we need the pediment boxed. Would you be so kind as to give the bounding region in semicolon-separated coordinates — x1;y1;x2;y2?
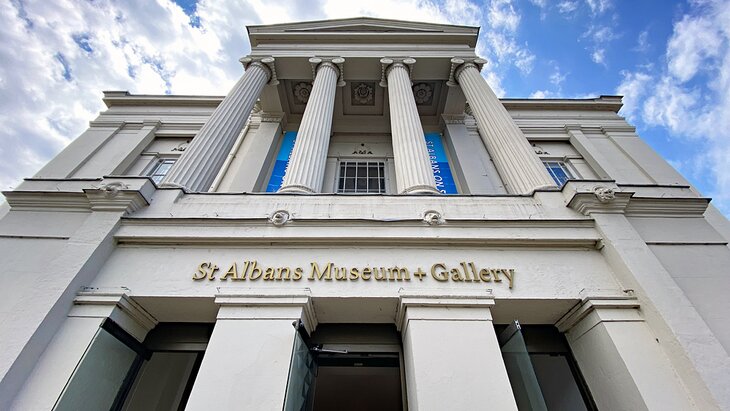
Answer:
248;17;476;36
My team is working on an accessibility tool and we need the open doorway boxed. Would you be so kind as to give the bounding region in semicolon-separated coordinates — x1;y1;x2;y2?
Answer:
284;323;405;411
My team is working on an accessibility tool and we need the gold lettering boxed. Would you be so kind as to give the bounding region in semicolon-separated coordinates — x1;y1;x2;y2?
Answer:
389;267;410;281
240;261;250;280
502;269;515;289
450;268;464;282
249;260;262;280
375;267;386;281
193;262;211;281
349;267;360;280
309;262;333;281
335;266;347;281
469;262;480;282
220;263;238;281
277;267;290;281
479;268;492;282
491;269;502;283
361;267;372;280
460;262;473;282
263;267;276;280
292;267;303;280
431;263;448;281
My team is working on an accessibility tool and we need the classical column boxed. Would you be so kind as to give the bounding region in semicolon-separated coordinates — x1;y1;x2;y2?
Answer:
161;57;274;192
278;58;343;194
451;58;555;194
381;58;439;194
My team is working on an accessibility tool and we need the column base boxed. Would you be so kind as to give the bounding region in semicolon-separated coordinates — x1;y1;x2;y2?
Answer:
278;184;315;194
400;185;441;195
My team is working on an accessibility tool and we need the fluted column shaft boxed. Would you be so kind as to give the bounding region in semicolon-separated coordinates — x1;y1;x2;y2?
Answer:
278;62;340;193
456;63;556;194
385;62;439;194
161;61;271;191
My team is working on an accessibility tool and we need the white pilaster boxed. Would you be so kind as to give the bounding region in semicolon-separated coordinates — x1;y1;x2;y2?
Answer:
161;58;274;192
278;58;343;194
184;290;316;411
452;59;556;194
556;297;697;411
381;59;439;194
396;291;517;411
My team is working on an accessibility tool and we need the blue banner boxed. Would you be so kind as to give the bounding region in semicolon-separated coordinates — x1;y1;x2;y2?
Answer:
425;133;458;194
266;131;297;192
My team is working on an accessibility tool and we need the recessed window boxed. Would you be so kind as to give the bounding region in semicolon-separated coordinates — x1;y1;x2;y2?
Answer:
146;159;176;184
543;161;574;186
337;161;386;193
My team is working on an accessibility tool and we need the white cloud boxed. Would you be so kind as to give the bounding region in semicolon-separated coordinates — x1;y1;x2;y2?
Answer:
615;71;652;121
633;29;650;52
617;0;730;213
586;0;611;15
666;13;722;82
591;48;606;65
557;1;579;15
1;0;502;196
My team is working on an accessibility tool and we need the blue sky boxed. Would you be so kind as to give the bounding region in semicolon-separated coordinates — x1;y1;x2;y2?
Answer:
1;0;729;216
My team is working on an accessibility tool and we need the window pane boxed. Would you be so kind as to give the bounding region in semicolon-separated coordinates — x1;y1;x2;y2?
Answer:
54;327;139;411
337;161;387;194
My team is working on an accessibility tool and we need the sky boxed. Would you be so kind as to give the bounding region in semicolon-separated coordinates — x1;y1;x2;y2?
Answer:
1;0;729;216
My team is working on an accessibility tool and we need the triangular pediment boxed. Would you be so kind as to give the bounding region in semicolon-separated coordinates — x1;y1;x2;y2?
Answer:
248;17;477;36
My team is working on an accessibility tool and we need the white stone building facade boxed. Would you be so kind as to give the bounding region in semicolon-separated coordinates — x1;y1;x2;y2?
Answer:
1;18;729;411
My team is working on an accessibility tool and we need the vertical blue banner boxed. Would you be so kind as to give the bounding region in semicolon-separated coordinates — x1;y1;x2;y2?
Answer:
425;133;458;194
266;131;297;192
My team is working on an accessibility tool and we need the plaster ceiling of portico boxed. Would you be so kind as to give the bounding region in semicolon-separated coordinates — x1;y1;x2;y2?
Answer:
279;78;447;128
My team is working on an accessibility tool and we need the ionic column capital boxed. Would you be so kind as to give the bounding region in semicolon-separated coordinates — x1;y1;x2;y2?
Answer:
379;57;416;87
447;57;487;87
239;56;278;85
309;57;345;87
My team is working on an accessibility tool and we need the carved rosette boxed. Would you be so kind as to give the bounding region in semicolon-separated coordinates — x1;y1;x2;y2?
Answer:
269;210;290;226
352;82;375;105
293;82;313;104
412;82;433;105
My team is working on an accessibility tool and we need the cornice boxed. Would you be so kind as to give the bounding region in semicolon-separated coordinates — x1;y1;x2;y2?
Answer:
563;180;711;217
102;91;224;108
501;95;623;113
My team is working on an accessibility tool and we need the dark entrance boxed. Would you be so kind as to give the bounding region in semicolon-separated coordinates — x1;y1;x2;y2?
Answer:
284;323;404;411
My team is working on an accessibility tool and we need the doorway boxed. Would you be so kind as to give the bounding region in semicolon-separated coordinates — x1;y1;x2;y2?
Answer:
284;323;405;411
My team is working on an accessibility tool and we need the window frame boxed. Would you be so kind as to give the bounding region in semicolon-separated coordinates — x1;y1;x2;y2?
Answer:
331;157;396;194
143;157;177;185
335;159;389;194
541;158;579;187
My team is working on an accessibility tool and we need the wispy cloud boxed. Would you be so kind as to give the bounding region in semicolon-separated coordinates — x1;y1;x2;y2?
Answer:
617;0;730;213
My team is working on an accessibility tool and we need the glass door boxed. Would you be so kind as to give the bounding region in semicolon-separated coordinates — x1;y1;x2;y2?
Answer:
498;320;548;411
283;320;317;411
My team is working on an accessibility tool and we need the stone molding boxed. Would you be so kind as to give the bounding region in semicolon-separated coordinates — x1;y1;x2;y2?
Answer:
72;289;159;342
396;289;495;331
563;180;632;215
554;295;641;338
4;177;154;213
563;180;710;217
214;289;317;333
